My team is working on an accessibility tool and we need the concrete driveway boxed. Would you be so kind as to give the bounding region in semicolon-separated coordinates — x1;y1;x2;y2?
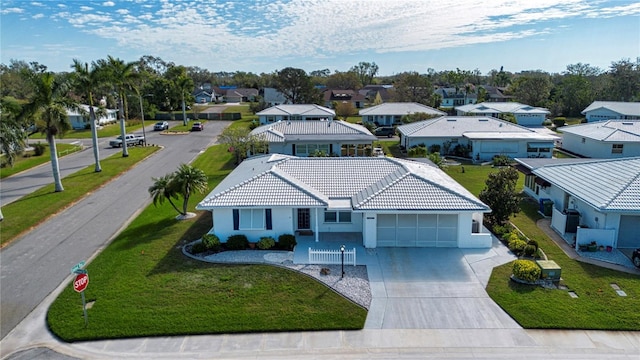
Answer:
365;241;520;329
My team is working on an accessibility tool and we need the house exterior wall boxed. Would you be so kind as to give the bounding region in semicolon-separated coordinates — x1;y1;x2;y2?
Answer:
210;208;294;242
317;211;363;233
403;136;552;161
562;132;640;158
267;141;373;157
585;108;622;122
69;110;117;129
362;115;403;126
259;114;335;125
514;113;546;127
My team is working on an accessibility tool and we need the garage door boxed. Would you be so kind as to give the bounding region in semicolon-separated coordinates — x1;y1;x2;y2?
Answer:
481;141;518;153
618;215;640;248
377;214;458;247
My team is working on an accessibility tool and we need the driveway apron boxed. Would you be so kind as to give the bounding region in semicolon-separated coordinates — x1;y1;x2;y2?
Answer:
365;247;520;329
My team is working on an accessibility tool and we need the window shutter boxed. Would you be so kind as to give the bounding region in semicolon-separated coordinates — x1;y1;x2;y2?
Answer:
233;209;239;230
265;209;272;230
292;144;296;155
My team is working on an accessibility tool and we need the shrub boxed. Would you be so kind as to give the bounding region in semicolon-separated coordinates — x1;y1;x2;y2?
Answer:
527;239;539;251
492;154;511;166
523;244;537;257
226;234;249;250
407;145;427;158
508;239;527;255
257;236;276;250
553;117;566;128
33;142;46;156
428;144;441;154
493;224;513;238
512;259;541;282
202;233;221;251
190;242;207;254
278;234;297;250
507;232;520;243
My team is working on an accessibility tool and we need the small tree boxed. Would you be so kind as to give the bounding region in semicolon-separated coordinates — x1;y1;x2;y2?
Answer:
479;167;521;226
218;127;268;164
148;164;208;219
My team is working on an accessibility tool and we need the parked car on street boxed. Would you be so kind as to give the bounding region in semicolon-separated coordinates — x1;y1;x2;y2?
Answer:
632;248;640;268
154;121;169;131
109;134;144;148
191;122;204;131
374;126;396;138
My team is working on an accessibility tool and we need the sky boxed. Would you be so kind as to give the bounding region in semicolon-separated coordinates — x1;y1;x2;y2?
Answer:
1;0;639;76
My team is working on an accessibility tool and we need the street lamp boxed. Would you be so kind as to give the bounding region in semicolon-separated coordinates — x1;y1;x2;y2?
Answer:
340;244;345;279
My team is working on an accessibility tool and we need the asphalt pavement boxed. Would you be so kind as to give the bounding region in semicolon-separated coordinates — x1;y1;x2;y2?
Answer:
0;121;231;340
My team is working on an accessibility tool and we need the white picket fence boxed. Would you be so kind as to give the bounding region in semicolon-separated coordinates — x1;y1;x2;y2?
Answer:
308;247;356;266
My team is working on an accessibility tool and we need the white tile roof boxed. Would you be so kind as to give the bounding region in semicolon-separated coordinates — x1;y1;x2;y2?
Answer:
358;102;446;116
581;101;640;116
197;155;489;212
397;116;558;140
532;157;640;213
560;120;640;142
456;102;550;115
256;104;335;117
250;120;376;143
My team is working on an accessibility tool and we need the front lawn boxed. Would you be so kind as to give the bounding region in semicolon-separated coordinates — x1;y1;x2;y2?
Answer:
1;142;80;179
28;122;144;140
447;165;640;330
46;143;367;342
0;146;159;246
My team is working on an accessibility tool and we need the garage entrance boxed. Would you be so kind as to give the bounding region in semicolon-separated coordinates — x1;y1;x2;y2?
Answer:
618;215;640;248
376;214;458;247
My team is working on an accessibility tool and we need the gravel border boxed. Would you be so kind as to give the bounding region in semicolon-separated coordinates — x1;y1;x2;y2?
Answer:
183;244;371;309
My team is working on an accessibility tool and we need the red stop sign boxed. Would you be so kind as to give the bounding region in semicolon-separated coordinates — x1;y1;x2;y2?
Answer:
73;273;89;293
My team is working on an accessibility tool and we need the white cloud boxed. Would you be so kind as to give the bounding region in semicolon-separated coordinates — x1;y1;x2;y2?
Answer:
1;7;24;14
32;13;44;19
116;9;129;15
31;2;44;6
80;6;93;11
103;1;115;6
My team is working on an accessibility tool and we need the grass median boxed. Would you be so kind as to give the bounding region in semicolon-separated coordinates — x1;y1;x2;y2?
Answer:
47;143;367;342
0;146;160;247
1;143;81;179
445;163;640;330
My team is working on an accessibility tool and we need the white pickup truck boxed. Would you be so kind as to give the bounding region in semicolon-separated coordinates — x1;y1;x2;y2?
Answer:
109;134;144;148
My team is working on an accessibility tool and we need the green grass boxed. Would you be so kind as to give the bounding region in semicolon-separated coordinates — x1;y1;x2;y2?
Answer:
445;163;524;196
28;122;144;140
0;146;159;246
47;144;366;341
447;165;640;330
1;143;80;179
373;140;403;158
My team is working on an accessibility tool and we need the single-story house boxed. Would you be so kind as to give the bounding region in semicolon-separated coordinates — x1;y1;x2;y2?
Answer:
514;157;640;251
224;88;259;103
323;89;366;109
581;101;640;123
68;105;118;130
559;120;640;158
250;120;376;157
194;89;214;104
196;155;492;248
397;116;558;161
455;102;550;127
433;87;477;109
359;102;446;126
478;85;513;103
256;104;335;125
358;84;394;103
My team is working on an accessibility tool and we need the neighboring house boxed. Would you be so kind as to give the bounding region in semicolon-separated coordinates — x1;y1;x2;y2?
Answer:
224;88;259;103
581;101;640;122
433;87;477;109
68;105;118;130
479;85;513;102
194;89;214;104
359;102;446;126
559;120;640;158
323;89;366;109
256;104;335;125
196;155;492;248
514;157;640;251
455;102;550;127
397;116;558;161
250;120;376;157
358;84;394;103
263;87;289;106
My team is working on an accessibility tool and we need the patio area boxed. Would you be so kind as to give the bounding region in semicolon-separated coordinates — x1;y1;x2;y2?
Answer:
293;232;371;266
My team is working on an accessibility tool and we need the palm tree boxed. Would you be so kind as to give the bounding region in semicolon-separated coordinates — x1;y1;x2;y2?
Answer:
97;56;137;157
176;75;194;126
70;59;103;172
20;71;78;192
148;164;208;219
172;164;208;216
0;96;25;167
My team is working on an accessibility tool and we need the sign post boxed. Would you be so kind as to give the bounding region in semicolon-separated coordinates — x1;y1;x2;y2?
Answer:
71;262;89;326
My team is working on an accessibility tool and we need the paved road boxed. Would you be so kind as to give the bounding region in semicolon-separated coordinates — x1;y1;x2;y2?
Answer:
0;121;231;340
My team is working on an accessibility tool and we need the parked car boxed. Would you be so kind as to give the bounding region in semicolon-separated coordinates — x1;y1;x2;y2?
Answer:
374;126;396;138
632;248;640;268
191;122;204;131
109;134;144;148
154;121;169;131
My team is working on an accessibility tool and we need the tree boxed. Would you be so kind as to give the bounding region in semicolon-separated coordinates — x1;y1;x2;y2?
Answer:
20;71;78;192
165;65;194;126
606;58;640;102
274;67;320;104
478;167;521;226
70;59;104;172
148;164;208;218
510;72;552;107
218;127;268;164
326;71;360;90
333;101;357;120
0;96;25;167
391;71;433;104
350;61;379;87
98;56;137;157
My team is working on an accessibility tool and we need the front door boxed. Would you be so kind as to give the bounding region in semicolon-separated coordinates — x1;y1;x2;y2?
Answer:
297;208;310;229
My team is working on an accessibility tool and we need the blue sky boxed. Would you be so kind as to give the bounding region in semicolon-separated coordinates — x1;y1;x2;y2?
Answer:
1;0;639;76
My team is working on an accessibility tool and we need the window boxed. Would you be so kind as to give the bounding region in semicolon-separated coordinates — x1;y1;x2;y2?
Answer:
612;144;623;154
581;137;585;143
324;210;351;223
233;209;271;230
296;144;330;156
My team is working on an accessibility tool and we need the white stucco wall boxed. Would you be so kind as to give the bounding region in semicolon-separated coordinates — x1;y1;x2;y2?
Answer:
514;114;546;127
585;108;621;122
210;208;295;242
457;212;492;248
562;132;640;158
